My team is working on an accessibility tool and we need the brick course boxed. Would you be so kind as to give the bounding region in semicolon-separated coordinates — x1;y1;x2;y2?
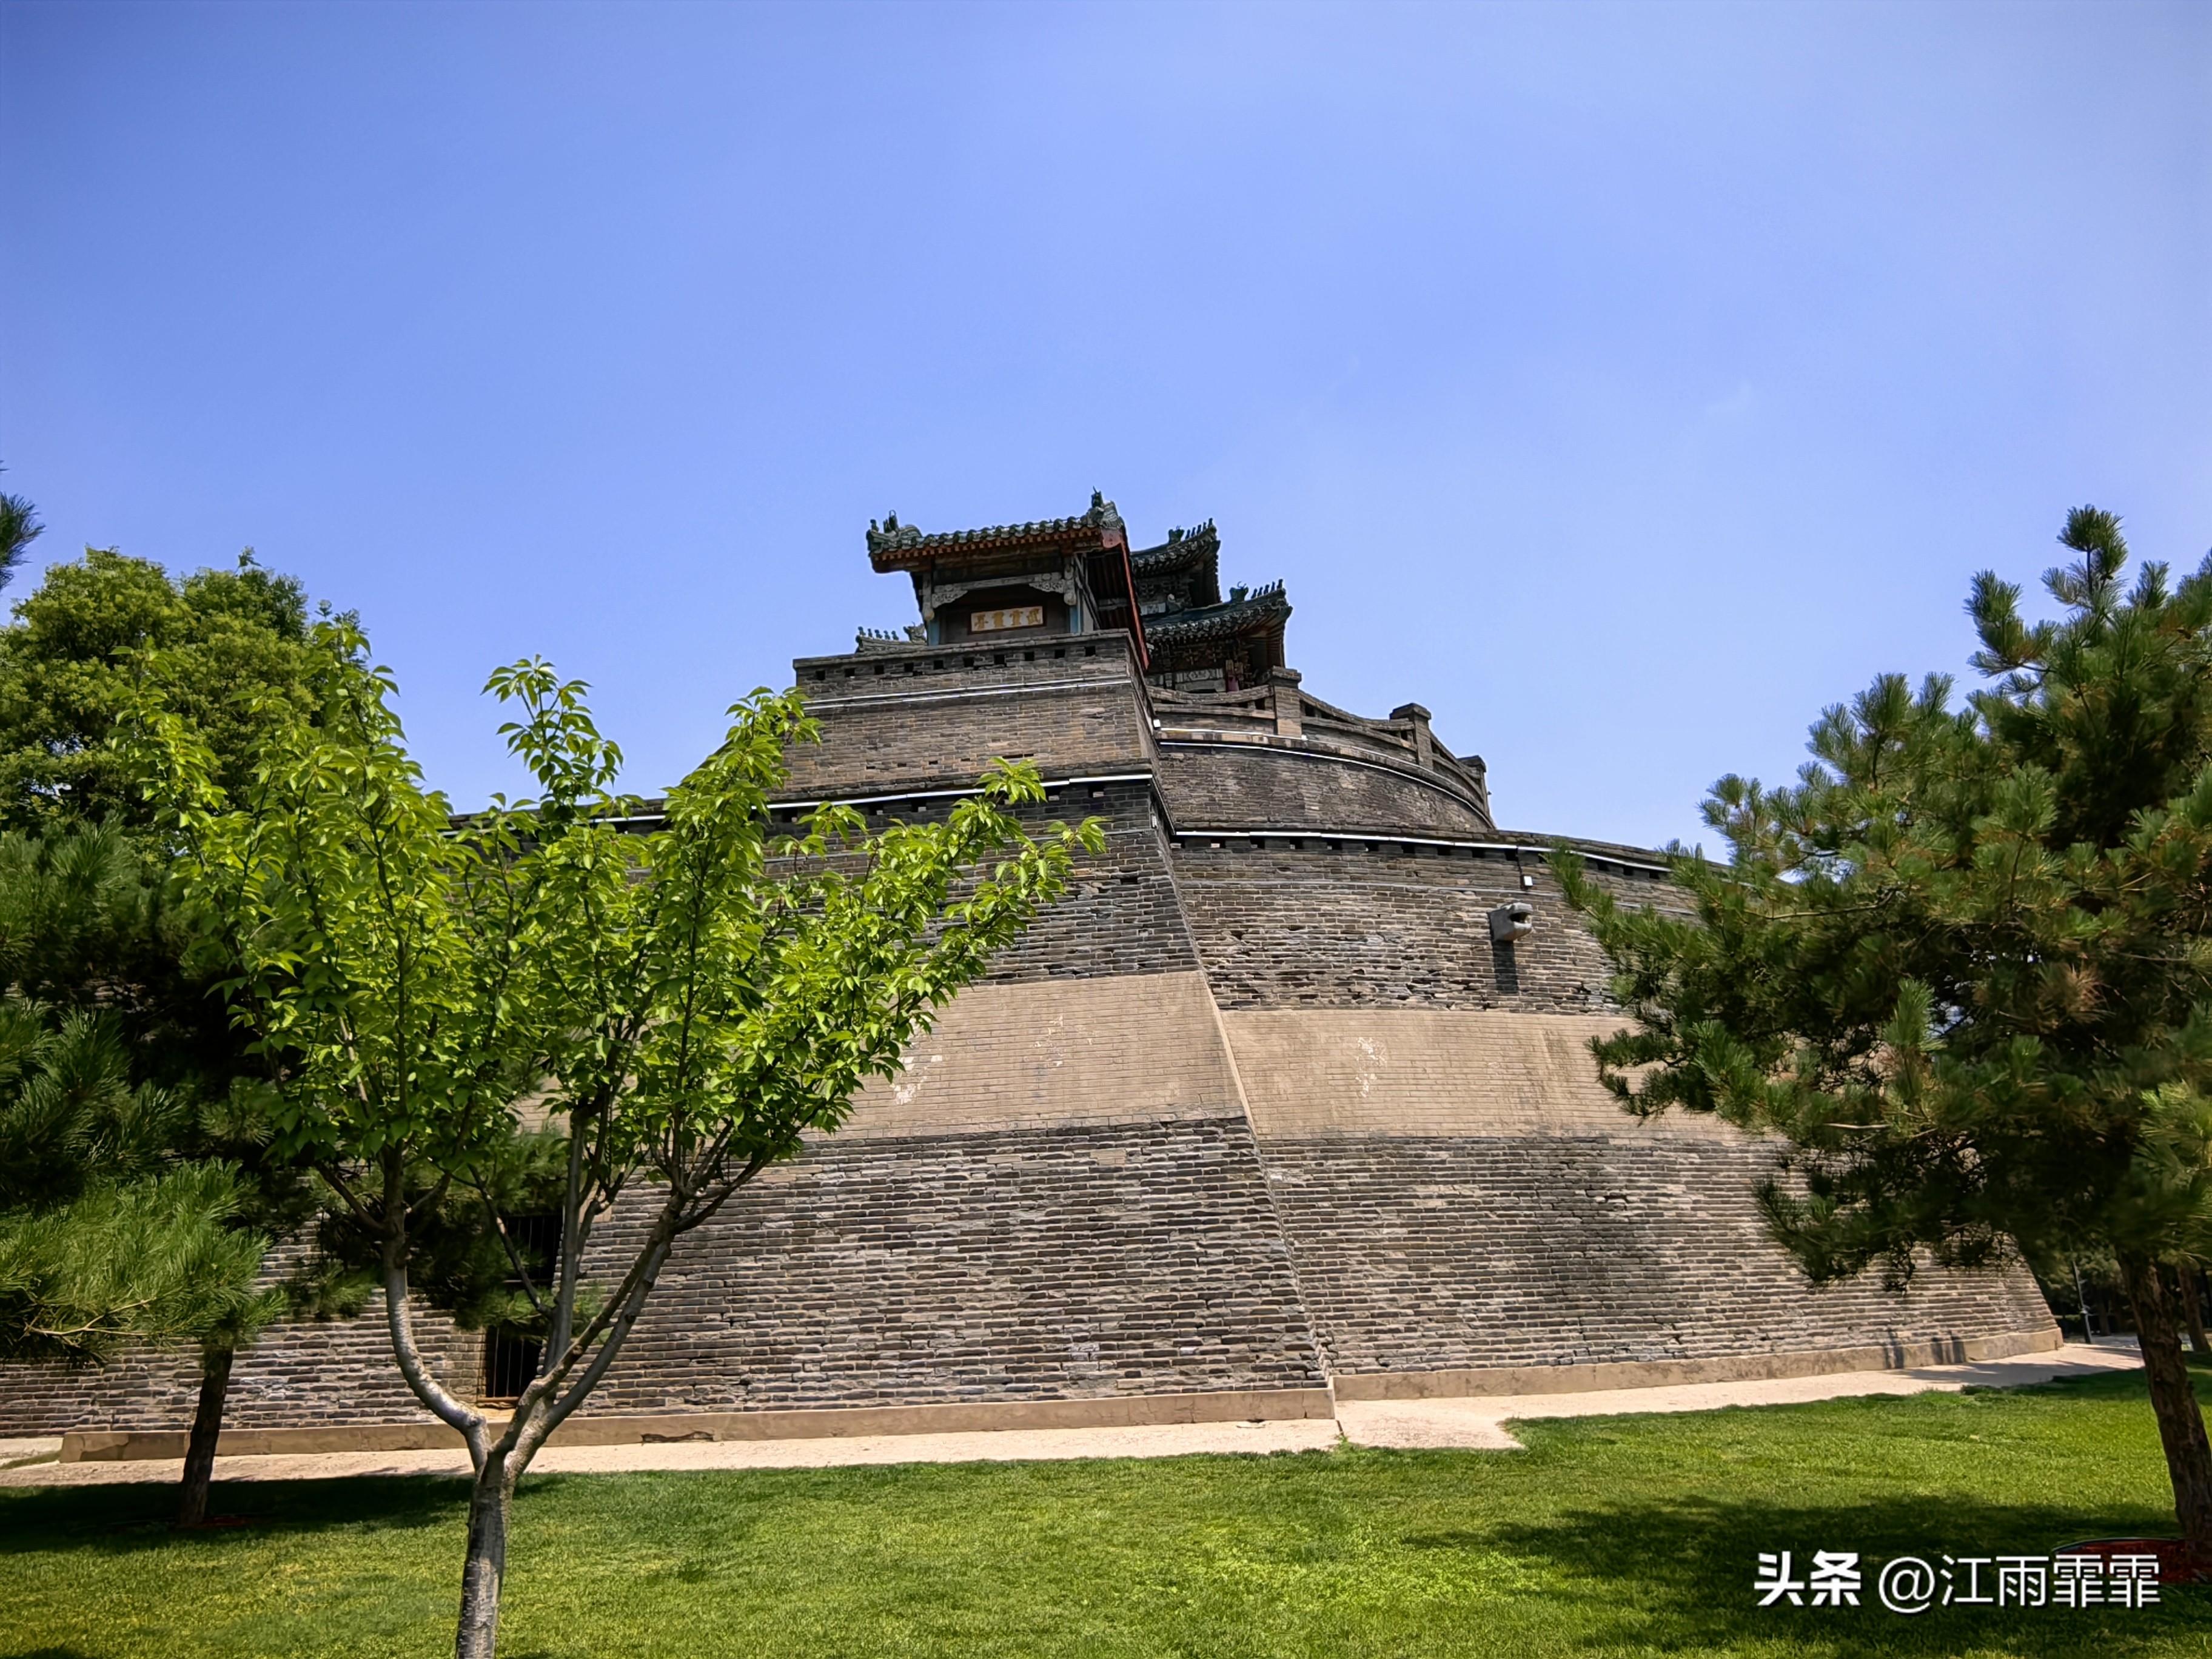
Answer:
1258;1133;2052;1378
0;1293;478;1436
984;789;1201;984
839;971;1237;1139
782;639;1154;799
1220;1008;1717;1138
576;1117;1326;1413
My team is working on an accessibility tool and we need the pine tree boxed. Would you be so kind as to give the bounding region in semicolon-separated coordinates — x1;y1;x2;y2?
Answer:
0;821;290;1521
0;826;281;1347
0;468;41;594
1560;506;2212;1557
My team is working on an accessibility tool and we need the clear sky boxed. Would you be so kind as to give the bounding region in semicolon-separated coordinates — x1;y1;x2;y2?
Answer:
4;2;2207;848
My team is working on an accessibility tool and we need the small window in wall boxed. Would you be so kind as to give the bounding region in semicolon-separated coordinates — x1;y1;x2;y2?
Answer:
479;1214;559;1406
482;1327;542;1405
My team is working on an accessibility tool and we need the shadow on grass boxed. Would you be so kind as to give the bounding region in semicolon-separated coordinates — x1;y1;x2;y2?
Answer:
0;1474;466;1555
1480;1490;2202;1657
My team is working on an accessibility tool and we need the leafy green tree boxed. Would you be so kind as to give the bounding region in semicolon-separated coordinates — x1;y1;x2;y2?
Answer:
0;546;328;829
128;628;1101;1658
1559;507;2212;1556
0;542;559;1526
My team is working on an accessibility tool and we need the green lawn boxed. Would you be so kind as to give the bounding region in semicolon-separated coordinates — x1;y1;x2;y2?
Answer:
4;1363;2208;1658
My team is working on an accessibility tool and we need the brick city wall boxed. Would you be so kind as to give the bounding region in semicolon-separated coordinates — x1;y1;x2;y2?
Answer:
1154;743;1492;840
1222;1001;2054;1375
1258;1133;2053;1378
0;647;2057;1437
1171;836;1678;1012
0;1290;479;1436
576;1116;1326;1415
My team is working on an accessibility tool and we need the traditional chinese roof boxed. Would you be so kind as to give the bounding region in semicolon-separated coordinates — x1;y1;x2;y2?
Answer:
866;492;1127;571
1130;521;1220;577
1131;521;1222;613
1145;582;1291;648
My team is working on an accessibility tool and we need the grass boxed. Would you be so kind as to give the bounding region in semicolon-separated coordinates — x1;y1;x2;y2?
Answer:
3;1363;2208;1658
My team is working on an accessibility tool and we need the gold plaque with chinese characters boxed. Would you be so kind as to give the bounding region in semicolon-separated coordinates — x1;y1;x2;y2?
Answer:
971;605;1044;634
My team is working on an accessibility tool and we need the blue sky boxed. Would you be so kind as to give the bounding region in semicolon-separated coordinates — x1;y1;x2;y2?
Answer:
4;2;2207;848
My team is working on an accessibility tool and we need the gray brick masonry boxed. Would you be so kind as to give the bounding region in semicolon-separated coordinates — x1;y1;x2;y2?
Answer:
0;618;2055;1440
579;1117;1325;1415
1257;1133;2051;1379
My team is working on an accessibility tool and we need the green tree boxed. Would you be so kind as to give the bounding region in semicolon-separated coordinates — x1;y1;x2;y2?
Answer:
0;534;343;1525
1;541;561;1526
0;467;42;593
0;820;297;1523
1559;507;2212;1557
128;628;1102;1658
0;546;327;829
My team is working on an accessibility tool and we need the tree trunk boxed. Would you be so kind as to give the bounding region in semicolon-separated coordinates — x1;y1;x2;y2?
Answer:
454;1456;514;1659
2118;1253;2212;1553
2182;1267;2211;1359
175;1340;235;1529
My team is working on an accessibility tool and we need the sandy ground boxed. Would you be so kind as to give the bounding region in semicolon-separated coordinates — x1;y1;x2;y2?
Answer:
0;1342;2142;1489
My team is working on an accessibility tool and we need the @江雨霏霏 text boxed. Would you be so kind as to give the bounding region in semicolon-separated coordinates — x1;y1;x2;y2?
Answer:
1754;1549;2168;1613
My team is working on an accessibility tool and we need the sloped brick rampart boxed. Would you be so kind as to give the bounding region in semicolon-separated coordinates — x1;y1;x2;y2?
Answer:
0;622;2059;1443
1258;1133;2053;1381
576;1116;1326;1415
1221;1005;2054;1381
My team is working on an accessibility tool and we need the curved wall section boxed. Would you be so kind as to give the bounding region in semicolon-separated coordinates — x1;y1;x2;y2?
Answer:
1155;742;1491;839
